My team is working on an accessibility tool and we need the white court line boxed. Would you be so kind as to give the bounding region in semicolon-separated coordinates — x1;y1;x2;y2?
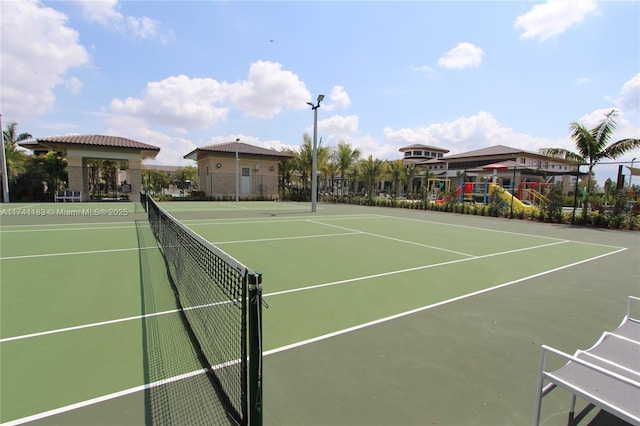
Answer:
263;247;628;356
0;239;571;342
183;214;385;225
213;231;362;245
0;369;208;426
0;301;230;343
0;246;158;261
264;240;571;297
307;219;476;258
1;246;627;426
0;224;138;233
389;214;627;250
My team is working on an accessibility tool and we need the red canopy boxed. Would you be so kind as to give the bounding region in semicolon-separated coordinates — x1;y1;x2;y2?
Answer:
482;162;510;170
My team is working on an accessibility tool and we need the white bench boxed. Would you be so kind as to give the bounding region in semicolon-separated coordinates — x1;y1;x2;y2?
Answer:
534;296;640;425
54;190;83;202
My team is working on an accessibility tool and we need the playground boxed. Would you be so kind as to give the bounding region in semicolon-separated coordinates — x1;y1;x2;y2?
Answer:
433;180;554;213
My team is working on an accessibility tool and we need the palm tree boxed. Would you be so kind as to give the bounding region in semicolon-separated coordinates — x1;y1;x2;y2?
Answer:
39;151;68;194
2;121;31;182
360;155;385;204
386;159;404;199
278;149;296;200
540;110;640;214
403;163;419;196
173;165;198;192
346;162;361;195
321;160;339;194
332;141;361;195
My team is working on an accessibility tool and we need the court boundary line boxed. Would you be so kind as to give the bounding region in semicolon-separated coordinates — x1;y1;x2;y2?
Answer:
212;231;362;245
262;247;628;356
1;247;627;426
183;214;386;225
307;219;477;258
388;214;628;250
0;300;233;343
0;224;138;233
0;246;158;261
182;213;625;252
0;239;571;343
0;239;601;342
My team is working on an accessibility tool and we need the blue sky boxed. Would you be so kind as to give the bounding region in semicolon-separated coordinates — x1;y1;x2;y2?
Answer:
1;0;639;183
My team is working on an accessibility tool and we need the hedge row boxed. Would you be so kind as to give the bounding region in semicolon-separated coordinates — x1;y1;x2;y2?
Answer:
319;195;640;231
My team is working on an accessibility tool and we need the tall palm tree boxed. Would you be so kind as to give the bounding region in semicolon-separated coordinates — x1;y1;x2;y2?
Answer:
540;110;640;212
403;163;419;195
321;160;339;194
278;149;296;200
2;121;31;181
386;159;404;199
346;162;361;195
360;155;385;204
332;141;361;195
296;133;314;191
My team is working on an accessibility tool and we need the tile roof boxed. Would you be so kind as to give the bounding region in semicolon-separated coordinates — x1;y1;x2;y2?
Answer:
37;135;160;151
184;141;294;159
445;144;531;159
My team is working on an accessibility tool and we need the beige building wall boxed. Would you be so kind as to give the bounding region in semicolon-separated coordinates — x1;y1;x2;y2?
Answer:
197;153;282;198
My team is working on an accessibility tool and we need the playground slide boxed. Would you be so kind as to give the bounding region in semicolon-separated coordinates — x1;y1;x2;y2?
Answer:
488;183;534;212
435;187;459;204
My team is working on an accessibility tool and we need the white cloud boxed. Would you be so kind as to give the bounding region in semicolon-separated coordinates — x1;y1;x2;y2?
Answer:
224;61;311;118
383;111;562;156
110;61;310;126
65;76;84;94
107;115;196;166
438;42;484;69
0;0;90;120
78;0;172;43
411;65;435;78
515;0;598;42
578;108;639;142
78;0;122;26
616;73;640;113
323;86;351;111
110;74;229;128
317;115;359;136
574;77;591;86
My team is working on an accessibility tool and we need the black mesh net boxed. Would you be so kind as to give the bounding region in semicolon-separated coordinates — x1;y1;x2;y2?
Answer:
145;196;248;425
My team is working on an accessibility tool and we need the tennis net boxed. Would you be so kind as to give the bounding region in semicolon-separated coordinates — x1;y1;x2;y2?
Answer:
144;195;260;425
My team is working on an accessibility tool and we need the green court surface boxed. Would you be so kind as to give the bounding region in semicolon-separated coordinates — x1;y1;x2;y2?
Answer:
1;201;638;425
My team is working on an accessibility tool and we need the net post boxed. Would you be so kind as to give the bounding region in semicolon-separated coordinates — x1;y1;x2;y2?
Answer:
248;272;263;426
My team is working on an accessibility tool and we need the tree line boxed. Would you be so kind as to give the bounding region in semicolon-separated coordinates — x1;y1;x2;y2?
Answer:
277;134;429;203
3;110;638;207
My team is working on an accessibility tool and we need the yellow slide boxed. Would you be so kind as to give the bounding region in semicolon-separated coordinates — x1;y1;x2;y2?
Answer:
488;183;535;212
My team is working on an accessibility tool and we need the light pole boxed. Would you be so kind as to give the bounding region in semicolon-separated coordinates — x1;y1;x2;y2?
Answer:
631;157;637;187
235;138;240;202
307;94;324;212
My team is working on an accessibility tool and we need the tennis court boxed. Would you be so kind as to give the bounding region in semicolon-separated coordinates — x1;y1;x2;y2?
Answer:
1;201;638;425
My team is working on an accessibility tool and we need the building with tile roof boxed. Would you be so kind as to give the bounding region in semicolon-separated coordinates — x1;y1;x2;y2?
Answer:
23;135;160;202
409;144;579;196
184;141;294;199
